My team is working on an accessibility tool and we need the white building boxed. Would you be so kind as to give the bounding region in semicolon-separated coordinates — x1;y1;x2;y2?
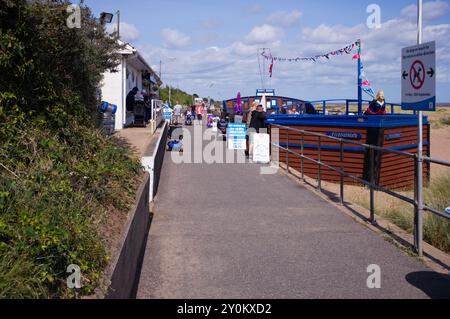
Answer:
101;40;161;130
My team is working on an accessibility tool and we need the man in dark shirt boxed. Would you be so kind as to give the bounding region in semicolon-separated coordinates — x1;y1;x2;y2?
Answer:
126;87;139;112
250;104;267;133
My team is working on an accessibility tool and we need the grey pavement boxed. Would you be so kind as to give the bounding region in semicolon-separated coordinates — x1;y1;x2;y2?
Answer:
137;126;450;299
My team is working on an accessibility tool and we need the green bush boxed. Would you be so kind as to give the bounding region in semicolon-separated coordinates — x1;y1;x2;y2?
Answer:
0;120;142;298
0;0;142;298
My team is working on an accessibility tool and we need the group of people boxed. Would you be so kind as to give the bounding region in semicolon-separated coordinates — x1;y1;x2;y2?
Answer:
126;86;153;123
169;100;208;126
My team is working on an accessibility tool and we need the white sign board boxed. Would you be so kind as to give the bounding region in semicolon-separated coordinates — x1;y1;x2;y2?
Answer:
163;107;173;121
252;133;270;163
401;41;436;111
227;123;247;150
212;117;218;132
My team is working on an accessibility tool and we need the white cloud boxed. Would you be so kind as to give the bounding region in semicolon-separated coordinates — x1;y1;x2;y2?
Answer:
231;41;258;56
138;5;450;102
107;22;140;42
267;10;303;27
302;24;366;45
401;0;450;20
245;24;285;45
160;28;191;49
292;14;450;101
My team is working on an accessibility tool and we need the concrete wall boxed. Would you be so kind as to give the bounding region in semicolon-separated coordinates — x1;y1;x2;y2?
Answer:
94;122;168;299
104;173;150;299
141;122;168;202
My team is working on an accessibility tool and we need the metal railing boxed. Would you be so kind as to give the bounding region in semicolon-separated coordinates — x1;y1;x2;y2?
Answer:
270;124;450;256
151;99;164;134
272;99;409;116
307;99;406;116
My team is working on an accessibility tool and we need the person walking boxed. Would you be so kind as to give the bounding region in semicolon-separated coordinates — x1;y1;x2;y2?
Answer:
189;105;196;121
246;101;259;157
246;103;267;157
196;103;205;126
173;100;183;125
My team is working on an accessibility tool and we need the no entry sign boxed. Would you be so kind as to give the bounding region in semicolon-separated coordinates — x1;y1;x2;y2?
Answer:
401;41;436;111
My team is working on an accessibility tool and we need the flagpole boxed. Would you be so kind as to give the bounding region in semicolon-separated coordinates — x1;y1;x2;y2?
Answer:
357;40;362;115
263;50;266;90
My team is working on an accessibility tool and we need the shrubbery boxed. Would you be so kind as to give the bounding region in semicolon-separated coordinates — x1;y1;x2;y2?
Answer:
0;0;142;297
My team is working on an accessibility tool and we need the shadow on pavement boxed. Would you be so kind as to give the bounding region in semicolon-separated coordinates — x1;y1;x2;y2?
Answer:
406;271;450;299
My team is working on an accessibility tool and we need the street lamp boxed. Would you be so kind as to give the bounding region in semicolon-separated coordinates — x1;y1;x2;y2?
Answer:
99;12;114;25
99;11;120;38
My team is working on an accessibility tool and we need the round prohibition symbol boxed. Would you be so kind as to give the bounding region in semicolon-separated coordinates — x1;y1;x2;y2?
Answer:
410;60;425;90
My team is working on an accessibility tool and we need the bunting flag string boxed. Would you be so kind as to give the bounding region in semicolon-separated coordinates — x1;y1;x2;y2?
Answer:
262;40;361;63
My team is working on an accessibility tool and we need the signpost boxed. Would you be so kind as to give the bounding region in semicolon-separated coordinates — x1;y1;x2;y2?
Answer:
227;123;247;150
401;0;437;257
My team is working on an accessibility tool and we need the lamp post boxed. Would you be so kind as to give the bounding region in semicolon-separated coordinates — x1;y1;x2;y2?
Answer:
116;10;120;38
165;57;176;107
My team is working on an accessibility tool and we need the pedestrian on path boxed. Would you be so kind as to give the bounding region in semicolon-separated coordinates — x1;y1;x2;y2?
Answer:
246;101;259;157
173;101;183;125
250;104;267;133
196;103;205;126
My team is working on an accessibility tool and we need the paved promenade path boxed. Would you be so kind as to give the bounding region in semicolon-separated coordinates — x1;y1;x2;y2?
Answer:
137;126;450;299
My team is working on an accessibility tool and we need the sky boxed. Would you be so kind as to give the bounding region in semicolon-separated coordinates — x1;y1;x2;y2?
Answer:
84;0;450;102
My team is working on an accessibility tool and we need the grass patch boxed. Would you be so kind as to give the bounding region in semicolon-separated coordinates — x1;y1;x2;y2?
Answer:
423;174;450;252
0;120;142;298
431;116;450;129
354;173;450;254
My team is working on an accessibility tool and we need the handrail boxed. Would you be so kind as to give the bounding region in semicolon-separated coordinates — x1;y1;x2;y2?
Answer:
224;97;408;116
273;98;406;116
270;123;450;255
151;99;164;133
272;124;417;159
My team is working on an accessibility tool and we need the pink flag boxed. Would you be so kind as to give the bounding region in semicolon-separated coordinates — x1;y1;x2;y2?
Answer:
362;80;370;86
353;54;360;60
269;59;274;78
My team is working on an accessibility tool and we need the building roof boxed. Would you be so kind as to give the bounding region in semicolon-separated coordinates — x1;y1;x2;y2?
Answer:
117;40;162;85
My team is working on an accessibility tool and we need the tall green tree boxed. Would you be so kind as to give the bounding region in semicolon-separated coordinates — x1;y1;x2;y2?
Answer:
0;0;121;126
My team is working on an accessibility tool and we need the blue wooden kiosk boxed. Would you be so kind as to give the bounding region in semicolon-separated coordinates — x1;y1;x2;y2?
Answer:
267;113;430;190
224;87;429;189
